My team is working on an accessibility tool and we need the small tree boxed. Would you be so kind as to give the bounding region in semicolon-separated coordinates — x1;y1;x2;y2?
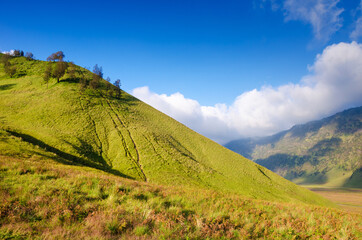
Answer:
43;64;52;88
93;64;103;78
89;64;103;90
0;54;11;65
52;61;68;83
25;52;34;60
11;50;24;57
114;79;121;98
47;51;65;62
13;50;21;57
2;55;16;77
4;64;16;77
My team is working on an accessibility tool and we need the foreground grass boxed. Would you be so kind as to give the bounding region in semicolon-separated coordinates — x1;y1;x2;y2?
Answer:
1;155;361;239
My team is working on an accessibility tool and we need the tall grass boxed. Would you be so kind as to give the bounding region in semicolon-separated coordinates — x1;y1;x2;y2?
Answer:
0;155;360;239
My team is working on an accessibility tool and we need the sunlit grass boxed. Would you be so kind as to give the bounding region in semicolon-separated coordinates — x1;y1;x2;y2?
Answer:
0;56;331;205
0;155;360;239
0;54;361;239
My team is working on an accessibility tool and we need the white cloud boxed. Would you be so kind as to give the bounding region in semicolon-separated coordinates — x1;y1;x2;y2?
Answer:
350;1;362;40
1;50;15;55
132;42;362;144
283;0;343;42
260;0;344;42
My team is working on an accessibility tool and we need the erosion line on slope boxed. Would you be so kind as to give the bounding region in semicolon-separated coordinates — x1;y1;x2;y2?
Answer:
101;102;145;180
102;95;147;181
142;134;167;164
99;95;147;181
78;97;110;166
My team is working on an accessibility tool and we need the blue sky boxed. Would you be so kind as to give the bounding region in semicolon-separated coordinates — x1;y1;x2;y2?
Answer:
1;0;362;143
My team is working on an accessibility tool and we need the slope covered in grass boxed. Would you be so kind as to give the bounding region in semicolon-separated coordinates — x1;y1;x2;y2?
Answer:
225;107;362;188
0;54;330;205
0;146;360;239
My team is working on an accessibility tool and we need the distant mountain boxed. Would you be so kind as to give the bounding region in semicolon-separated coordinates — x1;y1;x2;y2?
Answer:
0;53;329;205
225;107;362;188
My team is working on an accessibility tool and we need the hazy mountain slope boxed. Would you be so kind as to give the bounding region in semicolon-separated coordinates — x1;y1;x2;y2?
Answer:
0;54;330;205
225;107;362;188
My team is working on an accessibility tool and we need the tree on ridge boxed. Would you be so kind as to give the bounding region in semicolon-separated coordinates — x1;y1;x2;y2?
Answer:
47;51;65;62
114;79;121;98
25;52;34;60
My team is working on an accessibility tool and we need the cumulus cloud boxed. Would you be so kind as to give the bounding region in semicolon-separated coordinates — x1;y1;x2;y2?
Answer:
350;1;362;40
132;42;362;144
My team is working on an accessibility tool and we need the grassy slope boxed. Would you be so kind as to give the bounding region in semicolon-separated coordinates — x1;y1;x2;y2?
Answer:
225;108;362;188
0;55;330;207
0;134;361;239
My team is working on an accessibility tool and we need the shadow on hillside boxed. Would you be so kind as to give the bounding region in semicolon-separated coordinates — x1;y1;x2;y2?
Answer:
308;137;342;156
343;168;362;188
289;121;324;139
255;153;330;184
6;130;134;180
255;153;316;171
0;83;16;91
63;138;109;167
297;173;328;185
60;77;80;84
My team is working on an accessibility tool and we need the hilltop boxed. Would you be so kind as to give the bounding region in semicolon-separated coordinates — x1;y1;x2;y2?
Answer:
225;107;362;188
0;53;331;205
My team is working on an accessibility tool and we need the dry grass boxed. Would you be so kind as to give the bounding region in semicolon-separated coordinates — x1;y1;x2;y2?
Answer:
309;187;362;214
1;155;361;239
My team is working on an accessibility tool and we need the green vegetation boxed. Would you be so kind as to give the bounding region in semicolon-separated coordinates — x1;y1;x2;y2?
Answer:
1;154;361;239
0;54;330;205
225;107;362;188
0;53;360;238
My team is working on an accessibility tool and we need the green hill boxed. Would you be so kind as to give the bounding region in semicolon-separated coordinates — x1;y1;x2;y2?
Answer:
225;107;362;188
1;54;362;239
0;54;331;205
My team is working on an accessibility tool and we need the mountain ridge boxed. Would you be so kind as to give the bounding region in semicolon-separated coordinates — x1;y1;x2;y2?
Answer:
225;106;362;188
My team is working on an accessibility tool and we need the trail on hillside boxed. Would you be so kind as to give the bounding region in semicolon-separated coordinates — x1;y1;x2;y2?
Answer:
78;96;110;167
100;94;147;181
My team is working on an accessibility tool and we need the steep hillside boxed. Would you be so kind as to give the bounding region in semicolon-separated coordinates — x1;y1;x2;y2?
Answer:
0;54;330;205
225;107;362;188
